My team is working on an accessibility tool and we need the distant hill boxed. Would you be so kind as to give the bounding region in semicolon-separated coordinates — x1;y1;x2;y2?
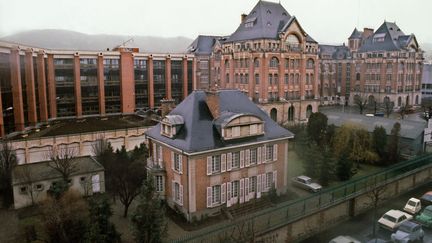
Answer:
0;29;193;53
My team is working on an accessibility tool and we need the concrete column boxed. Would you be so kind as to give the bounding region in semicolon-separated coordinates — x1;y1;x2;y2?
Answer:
73;55;82;117
36;51;48;122
165;56;172;99
192;57;197;91
24;50;37;125
46;54;57;118
182;57;188;99
119;51;135;113
10;48;25;131
97;55;105;115
148;56;154;109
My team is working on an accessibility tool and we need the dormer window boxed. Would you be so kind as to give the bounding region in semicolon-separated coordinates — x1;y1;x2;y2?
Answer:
215;113;264;140
160;115;184;138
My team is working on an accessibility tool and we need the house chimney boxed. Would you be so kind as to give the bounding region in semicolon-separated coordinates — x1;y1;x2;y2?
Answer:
160;98;176;117
205;91;220;119
362;28;374;39
241;14;247;23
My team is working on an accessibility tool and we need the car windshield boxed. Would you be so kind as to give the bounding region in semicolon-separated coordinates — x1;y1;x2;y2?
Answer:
383;214;396;222
398;224;412;233
408;201;417;206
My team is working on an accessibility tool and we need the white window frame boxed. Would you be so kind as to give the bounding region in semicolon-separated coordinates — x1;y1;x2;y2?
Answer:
232;151;240;168
155;175;164;192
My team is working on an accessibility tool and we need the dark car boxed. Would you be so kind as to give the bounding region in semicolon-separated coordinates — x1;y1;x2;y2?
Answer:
420;191;432;206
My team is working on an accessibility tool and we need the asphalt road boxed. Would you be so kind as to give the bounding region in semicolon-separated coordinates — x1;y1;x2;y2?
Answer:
300;181;432;243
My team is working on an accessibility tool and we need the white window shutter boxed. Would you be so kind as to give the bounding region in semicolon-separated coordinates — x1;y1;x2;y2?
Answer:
273;144;278;162
245;149;250;167
221;183;226;203
153;145;157;165
245;178;249;202
262;145;266;163
227;153;232;171
257;175;261;198
257;147;262;164
240;150;244;168
179;155;183;174
207;156;212;175
227;182;232;207
221;154;226;172
240;179;244;204
207;187;212;208
273;170;277;189
171;151;175;171
179;185;183;206
172;181;175;201
262;173;267;192
158;146;163;163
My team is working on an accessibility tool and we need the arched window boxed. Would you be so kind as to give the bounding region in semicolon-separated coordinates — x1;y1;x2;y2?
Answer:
307;59;315;69
306;105;313;118
254;58;259;68
224;59;229;68
226;73;230;84
270;108;277;122
288;106;295;121
286;34;300;45
270;57;279;68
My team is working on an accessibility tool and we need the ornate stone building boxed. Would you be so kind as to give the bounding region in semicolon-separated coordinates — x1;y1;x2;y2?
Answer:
319;22;424;109
189;1;320;124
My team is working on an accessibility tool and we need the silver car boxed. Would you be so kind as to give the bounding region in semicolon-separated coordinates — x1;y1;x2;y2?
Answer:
391;220;424;243
291;175;322;192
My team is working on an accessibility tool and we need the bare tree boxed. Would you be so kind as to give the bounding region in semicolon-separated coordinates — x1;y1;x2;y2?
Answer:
0;140;17;207
15;165;41;205
365;183;387;239
383;99;394;118
92;136;110;158
354;95;368;114
46;146;78;183
398;103;408;119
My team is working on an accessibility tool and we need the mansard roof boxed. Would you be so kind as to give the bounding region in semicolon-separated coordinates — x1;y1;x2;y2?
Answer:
358;21;418;52
225;1;292;43
319;44;351;59
145;90;293;154
187;35;222;55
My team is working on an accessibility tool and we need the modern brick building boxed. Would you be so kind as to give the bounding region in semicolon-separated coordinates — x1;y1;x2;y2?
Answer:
0;41;195;137
189;1;320;124
145;89;293;221
422;63;432;99
319;22;424;108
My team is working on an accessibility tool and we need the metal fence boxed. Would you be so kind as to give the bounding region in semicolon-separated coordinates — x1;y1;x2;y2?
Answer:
173;153;432;243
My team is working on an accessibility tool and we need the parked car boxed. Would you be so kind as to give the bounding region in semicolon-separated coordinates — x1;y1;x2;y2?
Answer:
329;235;361;243
415;205;432;227
291;175;322;192
390;220;424;243
378;209;413;231
403;197;421;214
420;191;432;206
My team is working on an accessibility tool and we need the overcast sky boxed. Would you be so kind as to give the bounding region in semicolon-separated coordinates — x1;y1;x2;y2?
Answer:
0;0;430;44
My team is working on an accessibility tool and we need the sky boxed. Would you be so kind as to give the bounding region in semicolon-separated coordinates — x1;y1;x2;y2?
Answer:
0;0;430;44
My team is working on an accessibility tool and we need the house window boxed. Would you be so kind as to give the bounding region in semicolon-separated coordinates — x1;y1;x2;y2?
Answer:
80;176;86;182
255;74;260;84
232;126;240;137
232;152;240;168
250;148;257;165
249;176;257;192
19;186;27;194
174;153;182;172
266;144;274;161
232;180;240;197
174;182;180;202
212;185;221;204
155;175;163;192
212;155;221;173
266;172;274;189
35;184;44;191
250;124;258;134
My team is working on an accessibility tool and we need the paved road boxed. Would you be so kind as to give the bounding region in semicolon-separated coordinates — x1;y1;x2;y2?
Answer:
300;181;432;243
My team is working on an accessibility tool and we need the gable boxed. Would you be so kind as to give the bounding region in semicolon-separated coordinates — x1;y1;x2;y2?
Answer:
280;18;307;43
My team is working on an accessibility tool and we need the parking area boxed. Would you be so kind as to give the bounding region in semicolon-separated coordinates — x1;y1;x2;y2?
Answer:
301;182;432;243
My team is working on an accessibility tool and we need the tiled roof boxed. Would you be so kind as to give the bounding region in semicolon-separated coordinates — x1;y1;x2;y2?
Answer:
225;1;292;42
358;22;416;52
145;90;294;153
323;111;426;140
12;156;104;185
187;35;221;55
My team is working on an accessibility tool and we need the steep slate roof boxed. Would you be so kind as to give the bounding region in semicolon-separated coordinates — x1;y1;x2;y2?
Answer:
358;21;417;52
319;44;351;59
348;28;363;39
323;111;426;140
225;1;292;42
187;35;222;55
12;156;104;185
145;90;294;154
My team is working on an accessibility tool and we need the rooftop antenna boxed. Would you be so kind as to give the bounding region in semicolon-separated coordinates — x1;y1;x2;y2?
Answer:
121;37;134;47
